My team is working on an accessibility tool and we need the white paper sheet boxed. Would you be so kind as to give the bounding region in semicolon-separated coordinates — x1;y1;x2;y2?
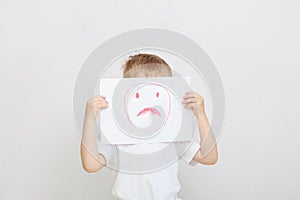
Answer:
99;77;195;144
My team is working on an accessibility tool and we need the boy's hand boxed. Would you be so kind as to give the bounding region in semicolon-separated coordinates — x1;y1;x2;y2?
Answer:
86;95;109;118
182;91;205;119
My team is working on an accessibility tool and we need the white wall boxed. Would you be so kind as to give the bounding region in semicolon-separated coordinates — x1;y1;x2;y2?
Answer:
0;0;299;199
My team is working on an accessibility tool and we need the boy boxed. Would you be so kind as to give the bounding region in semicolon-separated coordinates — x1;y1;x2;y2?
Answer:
80;54;218;200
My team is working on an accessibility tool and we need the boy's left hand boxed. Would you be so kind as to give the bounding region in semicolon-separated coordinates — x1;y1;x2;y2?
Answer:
182;91;205;118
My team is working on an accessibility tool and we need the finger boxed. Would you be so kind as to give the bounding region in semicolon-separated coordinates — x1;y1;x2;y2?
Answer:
95;95;106;98
94;105;109;111
94;102;108;107
93;99;108;103
94;104;109;110
184;91;202;98
93;97;108;102
182;97;198;104
93;99;106;103
94;95;106;100
94;100;108;104
184;103;197;109
183;94;197;100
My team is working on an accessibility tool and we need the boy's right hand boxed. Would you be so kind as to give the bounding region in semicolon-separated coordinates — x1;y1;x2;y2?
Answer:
86;95;109;118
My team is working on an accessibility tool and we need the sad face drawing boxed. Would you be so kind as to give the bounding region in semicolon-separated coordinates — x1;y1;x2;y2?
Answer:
110;77;192;143
125;83;171;136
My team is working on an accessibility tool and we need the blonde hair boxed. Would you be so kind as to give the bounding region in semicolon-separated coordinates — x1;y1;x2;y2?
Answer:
122;53;172;78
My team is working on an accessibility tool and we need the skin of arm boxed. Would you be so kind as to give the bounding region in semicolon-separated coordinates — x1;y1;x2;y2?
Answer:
182;91;218;165
80;96;109;173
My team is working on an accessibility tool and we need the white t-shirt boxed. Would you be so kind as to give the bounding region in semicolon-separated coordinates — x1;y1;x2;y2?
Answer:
96;139;200;200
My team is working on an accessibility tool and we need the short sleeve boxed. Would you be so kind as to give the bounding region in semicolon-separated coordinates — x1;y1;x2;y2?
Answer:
96;135;118;166
176;137;201;167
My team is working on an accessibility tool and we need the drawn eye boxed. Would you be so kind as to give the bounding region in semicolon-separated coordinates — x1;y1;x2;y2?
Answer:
136;92;140;99
156;92;159;98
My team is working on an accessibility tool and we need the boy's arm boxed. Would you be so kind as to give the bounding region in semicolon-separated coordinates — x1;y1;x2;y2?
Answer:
80;96;108;173
193;112;218;165
183;91;218;165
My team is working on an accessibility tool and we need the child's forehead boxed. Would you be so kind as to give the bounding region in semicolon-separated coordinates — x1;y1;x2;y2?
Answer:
134;72;147;78
133;71;170;78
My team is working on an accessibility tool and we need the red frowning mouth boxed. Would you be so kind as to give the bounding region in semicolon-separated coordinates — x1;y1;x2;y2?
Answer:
137;107;161;117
